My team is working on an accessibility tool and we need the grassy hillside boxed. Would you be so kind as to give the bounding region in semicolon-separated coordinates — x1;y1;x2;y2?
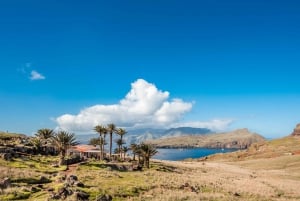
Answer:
204;135;300;161
0;131;27;140
0;135;299;200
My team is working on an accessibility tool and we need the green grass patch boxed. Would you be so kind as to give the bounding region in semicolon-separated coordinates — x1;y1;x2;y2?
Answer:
0;191;31;200
0;156;67;173
12;176;51;184
75;162;155;200
0;131;26;139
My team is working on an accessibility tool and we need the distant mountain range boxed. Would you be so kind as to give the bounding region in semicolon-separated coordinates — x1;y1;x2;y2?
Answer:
146;128;265;149
76;127;212;145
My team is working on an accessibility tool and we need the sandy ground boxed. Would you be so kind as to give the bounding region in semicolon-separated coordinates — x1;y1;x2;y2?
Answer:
153;158;300;200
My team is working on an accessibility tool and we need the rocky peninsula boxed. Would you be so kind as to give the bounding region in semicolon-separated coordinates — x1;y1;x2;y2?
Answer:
146;128;265;149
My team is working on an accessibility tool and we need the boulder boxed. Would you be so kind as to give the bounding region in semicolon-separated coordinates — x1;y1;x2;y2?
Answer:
75;191;89;201
0;153;12;161
96;194;113;201
0;177;11;190
75;181;84;187
66;175;78;185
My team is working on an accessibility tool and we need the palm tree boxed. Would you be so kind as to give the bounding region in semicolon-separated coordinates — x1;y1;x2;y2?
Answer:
116;128;127;156
130;143;138;161
30;137;43;154
51;131;78;166
122;146;129;160
94;125;107;160
89;137;101;147
139;143;158;168
35;128;55;154
35;128;54;144
115;138;125;159
106;123;116;159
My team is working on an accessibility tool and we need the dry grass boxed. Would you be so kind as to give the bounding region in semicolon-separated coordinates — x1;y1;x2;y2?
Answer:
1;156;300;200
70;157;300;201
0;136;299;200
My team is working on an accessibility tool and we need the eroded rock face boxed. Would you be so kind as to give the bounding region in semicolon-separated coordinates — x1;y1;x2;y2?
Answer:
291;123;300;136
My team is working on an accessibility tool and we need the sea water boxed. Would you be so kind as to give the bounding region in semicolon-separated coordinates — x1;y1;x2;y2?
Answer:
153;148;238;161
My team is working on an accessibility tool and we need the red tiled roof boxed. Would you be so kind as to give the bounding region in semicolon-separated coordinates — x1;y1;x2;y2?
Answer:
71;145;99;152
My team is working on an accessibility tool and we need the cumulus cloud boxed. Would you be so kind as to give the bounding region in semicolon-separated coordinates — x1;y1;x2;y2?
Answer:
56;79;193;132
30;70;45;80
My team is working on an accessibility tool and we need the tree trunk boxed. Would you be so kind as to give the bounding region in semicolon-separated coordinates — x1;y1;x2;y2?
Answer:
109;133;112;159
102;143;105;160
133;153;136;161
119;145;121;159
120;135;123;154
144;156;150;168
59;156;65;166
59;150;66;166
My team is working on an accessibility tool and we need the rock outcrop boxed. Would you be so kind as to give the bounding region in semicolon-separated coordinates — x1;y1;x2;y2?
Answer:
291;123;300;136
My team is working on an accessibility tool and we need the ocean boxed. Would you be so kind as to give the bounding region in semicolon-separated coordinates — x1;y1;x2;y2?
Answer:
153;148;238;161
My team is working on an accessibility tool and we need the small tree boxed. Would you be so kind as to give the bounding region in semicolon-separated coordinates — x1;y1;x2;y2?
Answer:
51;131;78;166
35;128;54;142
122;146;129;160
139;143;158;168
116;128;127;155
89;137;101;147
94;125;107;160
35;128;55;154
115;138;125;158
130;143;138;161
30;137;43;154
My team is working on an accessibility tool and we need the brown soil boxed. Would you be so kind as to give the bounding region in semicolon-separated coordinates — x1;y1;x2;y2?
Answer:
64;163;80;176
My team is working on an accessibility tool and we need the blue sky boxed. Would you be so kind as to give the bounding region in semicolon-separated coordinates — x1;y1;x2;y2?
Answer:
0;0;300;138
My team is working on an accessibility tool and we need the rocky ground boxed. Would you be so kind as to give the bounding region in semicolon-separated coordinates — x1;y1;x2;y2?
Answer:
0;134;299;200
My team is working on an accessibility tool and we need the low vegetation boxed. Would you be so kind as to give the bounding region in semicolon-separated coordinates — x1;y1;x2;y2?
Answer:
0;127;299;200
1;152;300;200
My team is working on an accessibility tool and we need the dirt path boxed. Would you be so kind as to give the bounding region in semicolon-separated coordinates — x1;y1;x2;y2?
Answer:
64;163;80;176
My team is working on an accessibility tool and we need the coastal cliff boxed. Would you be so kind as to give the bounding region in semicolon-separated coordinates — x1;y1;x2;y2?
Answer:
146;128;265;149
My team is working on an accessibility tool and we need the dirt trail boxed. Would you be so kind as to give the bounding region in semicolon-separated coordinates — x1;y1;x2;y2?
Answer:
64;163;80;176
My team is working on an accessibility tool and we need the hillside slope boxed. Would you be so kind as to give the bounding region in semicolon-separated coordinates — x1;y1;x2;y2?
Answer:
205;135;300;162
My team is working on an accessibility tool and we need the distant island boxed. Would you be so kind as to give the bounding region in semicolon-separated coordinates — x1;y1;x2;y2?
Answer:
146;128;265;149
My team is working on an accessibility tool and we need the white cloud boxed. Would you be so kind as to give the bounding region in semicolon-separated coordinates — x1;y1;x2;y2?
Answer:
55;79;193;132
30;70;45;80
171;119;234;131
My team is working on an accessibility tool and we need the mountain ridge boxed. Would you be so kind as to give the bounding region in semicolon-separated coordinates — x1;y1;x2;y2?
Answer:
146;128;265;149
76;127;212;144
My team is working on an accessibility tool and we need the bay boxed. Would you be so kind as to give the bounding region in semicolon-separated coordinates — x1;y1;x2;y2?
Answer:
153;148;238;161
